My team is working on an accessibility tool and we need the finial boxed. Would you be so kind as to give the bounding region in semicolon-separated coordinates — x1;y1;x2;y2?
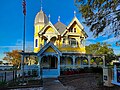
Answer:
48;14;51;21
58;16;60;22
40;0;43;11
74;11;76;17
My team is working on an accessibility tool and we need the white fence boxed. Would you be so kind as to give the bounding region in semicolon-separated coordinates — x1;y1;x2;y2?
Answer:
0;66;13;70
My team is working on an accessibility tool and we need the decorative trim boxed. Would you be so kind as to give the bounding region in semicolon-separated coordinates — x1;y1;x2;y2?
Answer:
37;42;62;56
39;21;60;35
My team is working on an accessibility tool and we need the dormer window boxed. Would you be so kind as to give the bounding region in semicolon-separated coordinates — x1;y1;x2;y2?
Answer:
70;28;76;33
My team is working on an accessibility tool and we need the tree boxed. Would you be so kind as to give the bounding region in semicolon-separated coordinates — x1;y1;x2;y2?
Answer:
75;0;120;38
86;42;114;54
86;42;116;64
3;50;21;68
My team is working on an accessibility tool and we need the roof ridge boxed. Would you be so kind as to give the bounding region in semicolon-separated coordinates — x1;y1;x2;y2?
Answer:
54;21;67;27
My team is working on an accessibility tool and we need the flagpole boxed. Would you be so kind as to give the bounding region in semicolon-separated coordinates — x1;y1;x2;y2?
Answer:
22;0;26;83
22;12;25;83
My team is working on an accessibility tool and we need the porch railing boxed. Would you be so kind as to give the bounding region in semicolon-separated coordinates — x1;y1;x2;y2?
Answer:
60;64;104;69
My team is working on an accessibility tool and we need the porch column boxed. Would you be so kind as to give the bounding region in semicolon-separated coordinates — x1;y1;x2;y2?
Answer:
102;55;105;67
73;55;75;69
38;56;41;78
88;55;91;68
58;55;60;76
113;65;117;82
80;58;82;67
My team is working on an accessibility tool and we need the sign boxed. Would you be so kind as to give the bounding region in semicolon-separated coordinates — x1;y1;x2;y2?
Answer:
117;70;120;83
104;75;107;81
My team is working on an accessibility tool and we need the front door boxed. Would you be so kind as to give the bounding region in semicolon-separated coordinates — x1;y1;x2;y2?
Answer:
51;57;56;69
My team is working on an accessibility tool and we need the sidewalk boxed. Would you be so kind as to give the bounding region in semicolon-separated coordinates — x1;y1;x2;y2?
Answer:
43;78;75;90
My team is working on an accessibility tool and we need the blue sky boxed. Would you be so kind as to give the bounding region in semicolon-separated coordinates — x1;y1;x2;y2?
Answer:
0;0;120;62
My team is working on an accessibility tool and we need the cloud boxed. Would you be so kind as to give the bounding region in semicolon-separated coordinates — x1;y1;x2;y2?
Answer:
0;40;34;61
0;41;33;52
0;39;33;48
114;49;120;55
86;37;96;41
86;40;96;46
15;40;34;52
102;37;117;43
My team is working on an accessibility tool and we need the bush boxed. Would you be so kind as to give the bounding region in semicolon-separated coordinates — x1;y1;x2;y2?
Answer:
0;81;6;87
61;67;103;75
28;79;42;85
90;67;103;74
84;67;92;73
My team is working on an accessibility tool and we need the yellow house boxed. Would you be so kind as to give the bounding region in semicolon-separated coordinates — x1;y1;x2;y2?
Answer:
21;8;105;78
32;9;88;77
34;10;87;54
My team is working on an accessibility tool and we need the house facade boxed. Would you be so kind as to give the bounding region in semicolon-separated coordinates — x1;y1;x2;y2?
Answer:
21;8;105;78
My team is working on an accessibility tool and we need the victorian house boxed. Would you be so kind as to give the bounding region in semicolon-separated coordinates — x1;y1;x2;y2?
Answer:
21;8;105;78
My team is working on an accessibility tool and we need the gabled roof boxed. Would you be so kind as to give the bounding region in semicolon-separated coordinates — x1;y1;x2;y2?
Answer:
37;42;62;56
67;16;84;30
39;21;60;35
54;21;67;34
62;16;88;38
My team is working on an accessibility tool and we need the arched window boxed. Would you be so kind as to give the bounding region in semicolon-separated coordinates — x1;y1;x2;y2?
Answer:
35;39;38;47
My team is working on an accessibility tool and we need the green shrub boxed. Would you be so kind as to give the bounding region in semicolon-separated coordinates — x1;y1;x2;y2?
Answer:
90;67;103;74
0;81;6;87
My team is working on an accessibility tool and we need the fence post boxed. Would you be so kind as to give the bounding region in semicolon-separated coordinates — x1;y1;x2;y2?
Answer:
2;74;3;82
4;72;6;82
15;70;17;81
13;70;14;81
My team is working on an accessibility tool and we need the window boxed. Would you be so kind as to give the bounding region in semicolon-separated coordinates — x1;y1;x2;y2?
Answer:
69;38;77;47
35;39;38;47
63;38;65;44
70;28;76;32
70;28;73;32
44;39;47;45
74;28;76;32
80;37;84;45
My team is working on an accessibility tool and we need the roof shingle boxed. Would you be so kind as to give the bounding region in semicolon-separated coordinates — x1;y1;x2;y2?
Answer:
54;21;67;34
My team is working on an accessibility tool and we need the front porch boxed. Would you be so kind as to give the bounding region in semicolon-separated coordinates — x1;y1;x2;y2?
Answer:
20;42;105;78
60;53;105;71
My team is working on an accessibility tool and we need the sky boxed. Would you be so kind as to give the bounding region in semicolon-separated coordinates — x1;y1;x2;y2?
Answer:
0;0;120;62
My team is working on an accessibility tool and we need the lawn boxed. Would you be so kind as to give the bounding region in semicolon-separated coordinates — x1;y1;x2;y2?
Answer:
59;73;120;90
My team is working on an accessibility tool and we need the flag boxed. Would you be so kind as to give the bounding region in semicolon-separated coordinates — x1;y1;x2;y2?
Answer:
22;0;26;15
